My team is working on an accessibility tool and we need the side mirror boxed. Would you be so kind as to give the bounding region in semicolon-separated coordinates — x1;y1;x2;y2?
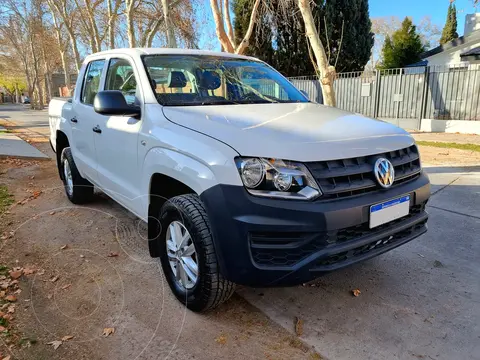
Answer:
94;90;141;118
300;90;309;100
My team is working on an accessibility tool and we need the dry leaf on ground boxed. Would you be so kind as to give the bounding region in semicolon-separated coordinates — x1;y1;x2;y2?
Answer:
9;271;22;280
5;295;16;302
0;325;6;332
50;276;59;283
61;284;71;290
102;328;115;337
49;211;55;215
352;289;361;297
107;252;119;257
46;340;62;350
7;305;14;314
215;334;227;345
23;268;35;275
294;317;304;336
60;245;68;250
61;335;74;341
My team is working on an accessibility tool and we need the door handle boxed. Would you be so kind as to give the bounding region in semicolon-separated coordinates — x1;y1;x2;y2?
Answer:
70;117;77;123
92;125;102;134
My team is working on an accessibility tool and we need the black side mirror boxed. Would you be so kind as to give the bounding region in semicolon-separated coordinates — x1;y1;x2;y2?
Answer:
94;90;141;118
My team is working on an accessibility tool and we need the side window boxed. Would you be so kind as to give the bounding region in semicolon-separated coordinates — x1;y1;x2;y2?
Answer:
105;58;138;105
81;59;105;105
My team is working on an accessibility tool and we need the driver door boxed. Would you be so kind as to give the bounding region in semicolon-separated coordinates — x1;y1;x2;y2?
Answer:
93;56;144;216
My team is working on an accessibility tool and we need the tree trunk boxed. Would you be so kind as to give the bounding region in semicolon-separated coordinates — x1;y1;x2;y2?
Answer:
297;0;336;107
125;0;136;48
84;0;102;51
210;0;235;52
161;0;177;47
234;0;260;54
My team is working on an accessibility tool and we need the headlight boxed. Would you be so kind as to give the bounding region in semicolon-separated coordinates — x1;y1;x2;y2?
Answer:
235;157;321;200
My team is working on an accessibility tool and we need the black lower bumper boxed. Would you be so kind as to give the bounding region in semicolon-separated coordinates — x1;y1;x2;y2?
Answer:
200;172;430;287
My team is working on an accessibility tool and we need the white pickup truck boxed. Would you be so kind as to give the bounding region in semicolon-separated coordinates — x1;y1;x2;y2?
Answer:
49;48;430;312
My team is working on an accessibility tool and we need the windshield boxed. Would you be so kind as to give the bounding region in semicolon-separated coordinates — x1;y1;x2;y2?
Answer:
142;55;308;106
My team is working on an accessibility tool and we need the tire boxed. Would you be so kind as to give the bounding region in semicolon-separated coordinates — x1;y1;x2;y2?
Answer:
157;194;236;312
60;147;94;204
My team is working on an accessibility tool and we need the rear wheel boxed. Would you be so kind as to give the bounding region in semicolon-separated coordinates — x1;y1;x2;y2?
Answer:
157;194;236;312
60;147;94;204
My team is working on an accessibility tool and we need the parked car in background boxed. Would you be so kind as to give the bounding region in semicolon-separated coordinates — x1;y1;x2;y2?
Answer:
48;48;430;312
23;97;30;104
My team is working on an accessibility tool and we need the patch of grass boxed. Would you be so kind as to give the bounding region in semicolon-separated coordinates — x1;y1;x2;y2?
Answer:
416;141;480;152
0;265;8;276
0;317;9;327
0;185;14;214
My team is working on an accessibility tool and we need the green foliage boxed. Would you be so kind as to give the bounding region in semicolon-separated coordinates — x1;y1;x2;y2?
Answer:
380;17;425;69
232;0;374;76
0;73;27;97
440;3;459;45
0;185;14;215
319;0;374;72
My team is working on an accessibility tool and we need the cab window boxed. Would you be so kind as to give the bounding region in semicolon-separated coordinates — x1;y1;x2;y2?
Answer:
81;59;105;105
105;58;139;105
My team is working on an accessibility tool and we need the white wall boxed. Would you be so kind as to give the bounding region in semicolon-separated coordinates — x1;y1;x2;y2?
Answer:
420;119;480;135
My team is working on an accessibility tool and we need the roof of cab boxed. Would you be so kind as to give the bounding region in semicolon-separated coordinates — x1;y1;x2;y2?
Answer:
85;48;258;61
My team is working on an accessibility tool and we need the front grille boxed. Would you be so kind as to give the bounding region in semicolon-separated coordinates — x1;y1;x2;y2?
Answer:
249;202;427;268
305;145;421;200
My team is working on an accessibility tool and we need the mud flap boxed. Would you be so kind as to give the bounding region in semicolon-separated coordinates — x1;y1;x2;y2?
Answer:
148;203;161;257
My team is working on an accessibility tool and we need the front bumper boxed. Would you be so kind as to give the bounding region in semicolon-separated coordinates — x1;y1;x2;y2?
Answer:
200;172;430;287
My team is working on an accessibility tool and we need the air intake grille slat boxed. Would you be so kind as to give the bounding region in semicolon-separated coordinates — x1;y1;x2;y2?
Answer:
306;145;421;200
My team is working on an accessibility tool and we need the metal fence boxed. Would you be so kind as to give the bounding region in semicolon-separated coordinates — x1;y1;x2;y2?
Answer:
289;64;480;129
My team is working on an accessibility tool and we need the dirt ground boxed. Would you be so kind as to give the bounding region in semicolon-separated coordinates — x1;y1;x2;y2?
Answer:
0;141;320;360
0;125;479;360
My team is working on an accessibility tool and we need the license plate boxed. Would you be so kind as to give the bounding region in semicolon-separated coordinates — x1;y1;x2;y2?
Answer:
369;195;410;228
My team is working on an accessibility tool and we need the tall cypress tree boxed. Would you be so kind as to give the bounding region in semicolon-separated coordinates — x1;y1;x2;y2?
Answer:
380;17;425;69
233;0;373;76
440;2;459;45
319;0;374;72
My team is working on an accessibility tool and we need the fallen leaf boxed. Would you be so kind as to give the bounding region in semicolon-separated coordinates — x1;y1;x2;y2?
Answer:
80;255;85;258
50;276;59;283
2;355;11;360
5;295;16;302
23;268;35;275
7;305;14;314
46;340;62;350
0;325;6;332
61;284;71;290
9;271;22;280
107;252;119;257
352;289;361;297
32;190;42;199
215;334;227;344
49;211;56;215
60;245;68;250
61;335;74;342
102;328;115;337
0;311;4;318
2;314;12;321
0;291;4;299
47;293;53;300
37;269;45;276
294;317;304;336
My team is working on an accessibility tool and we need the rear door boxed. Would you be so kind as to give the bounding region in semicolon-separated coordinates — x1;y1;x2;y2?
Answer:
71;58;106;184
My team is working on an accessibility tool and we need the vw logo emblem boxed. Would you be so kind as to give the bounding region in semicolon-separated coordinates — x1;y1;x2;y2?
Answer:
374;158;395;188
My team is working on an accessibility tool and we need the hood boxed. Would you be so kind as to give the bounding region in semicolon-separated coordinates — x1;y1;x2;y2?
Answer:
162;102;414;162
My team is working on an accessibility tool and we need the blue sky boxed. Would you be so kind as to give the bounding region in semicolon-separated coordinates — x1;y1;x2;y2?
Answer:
369;0;477;36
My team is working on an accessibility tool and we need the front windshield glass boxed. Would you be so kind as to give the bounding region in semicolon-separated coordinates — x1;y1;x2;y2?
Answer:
142;55;308;106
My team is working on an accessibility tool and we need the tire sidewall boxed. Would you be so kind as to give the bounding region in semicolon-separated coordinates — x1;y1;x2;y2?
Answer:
60;148;74;201
158;201;207;308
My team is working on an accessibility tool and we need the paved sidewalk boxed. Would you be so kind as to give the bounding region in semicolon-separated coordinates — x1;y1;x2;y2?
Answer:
0;131;49;159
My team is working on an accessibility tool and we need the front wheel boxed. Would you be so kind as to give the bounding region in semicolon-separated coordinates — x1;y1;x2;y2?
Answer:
158;194;236;312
